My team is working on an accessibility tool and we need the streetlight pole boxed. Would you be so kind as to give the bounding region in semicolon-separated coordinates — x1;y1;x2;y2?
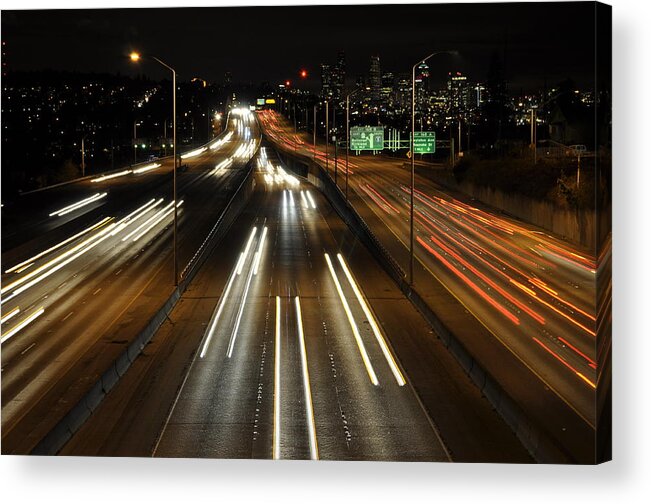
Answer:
410;51;453;286
325;100;329;176
346;94;350;204
133;120;139;165
130;51;178;287
313;104;317;160
345;87;367;205
81;136;85;177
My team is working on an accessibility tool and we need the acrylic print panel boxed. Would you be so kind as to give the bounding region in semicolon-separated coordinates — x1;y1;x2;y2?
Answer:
0;1;611;464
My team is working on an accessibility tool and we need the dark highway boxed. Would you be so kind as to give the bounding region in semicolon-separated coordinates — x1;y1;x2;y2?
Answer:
1;110;259;453
60;145;530;462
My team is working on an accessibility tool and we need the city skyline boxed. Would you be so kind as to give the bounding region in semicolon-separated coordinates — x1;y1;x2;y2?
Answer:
2;3;601;92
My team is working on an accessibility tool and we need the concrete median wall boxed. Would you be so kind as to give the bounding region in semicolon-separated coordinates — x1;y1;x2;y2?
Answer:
31;156;257;456
273;145;579;463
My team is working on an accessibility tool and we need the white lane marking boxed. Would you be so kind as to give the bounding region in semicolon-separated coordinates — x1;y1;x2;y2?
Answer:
93;288;102;295
20;342;36;355
324;253;379;386
295;296;319;460
62;311;73;322
273;295;282;460
337;254;406;386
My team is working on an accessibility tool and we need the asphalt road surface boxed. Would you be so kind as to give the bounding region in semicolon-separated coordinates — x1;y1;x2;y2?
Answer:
1;109;259;453
62;145;530;462
258;110;602;428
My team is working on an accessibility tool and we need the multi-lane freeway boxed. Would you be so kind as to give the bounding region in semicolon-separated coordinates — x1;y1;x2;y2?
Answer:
258;109;606;431
0;109;258;453
60;145;530;461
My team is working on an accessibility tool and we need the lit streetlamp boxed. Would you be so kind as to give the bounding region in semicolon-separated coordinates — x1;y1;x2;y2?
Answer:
130;51;179;286
133;120;141;165
410;51;454;285
345;86;369;205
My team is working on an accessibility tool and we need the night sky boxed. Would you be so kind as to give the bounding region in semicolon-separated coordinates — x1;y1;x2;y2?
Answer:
2;2;598;91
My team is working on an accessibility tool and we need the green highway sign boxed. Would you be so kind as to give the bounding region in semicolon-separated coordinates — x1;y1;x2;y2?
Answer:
350;126;385;151
413;131;436;154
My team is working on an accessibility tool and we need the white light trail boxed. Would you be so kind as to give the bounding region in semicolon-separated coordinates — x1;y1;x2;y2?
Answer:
252;226;268;275
109;198;162;236
237;227;258;275
226;258;255;358
1;220;116;296
49;192;107;217
324;253;378;386
273;295;281;460
337;254;406;386
180;147;207;159
295;296;319;460
212;157;233;175
132;162;162;174
306;191;317;209
3;223;117;302
132;200;184;242
1;306;20;325
4;217;112;274
1;307;44;344
121;201;174;242
288;190;295;208
91;169;132;183
300;191;309;209
209;131;233;150
199;263;239;358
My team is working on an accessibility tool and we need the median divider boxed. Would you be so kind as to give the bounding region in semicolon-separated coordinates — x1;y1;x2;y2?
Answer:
31;149;258;455
269;138;579;463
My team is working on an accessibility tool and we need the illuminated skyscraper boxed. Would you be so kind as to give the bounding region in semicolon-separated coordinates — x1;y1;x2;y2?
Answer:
320;51;346;102
369;55;381;105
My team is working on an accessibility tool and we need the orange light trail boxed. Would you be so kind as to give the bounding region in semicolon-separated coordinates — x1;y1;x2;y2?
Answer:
532;337;596;388
417;236;520;325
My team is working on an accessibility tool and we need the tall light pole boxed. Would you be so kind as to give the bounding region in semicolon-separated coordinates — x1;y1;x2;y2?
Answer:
130;51;179;287
313;104;317;160
410;51;454;285
530;107;538;165
345;86;369;205
81;136;86;177
325;100;329;176
133;120;139;165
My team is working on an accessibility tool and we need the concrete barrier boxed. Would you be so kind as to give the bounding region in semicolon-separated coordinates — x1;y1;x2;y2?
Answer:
31;152;257;455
